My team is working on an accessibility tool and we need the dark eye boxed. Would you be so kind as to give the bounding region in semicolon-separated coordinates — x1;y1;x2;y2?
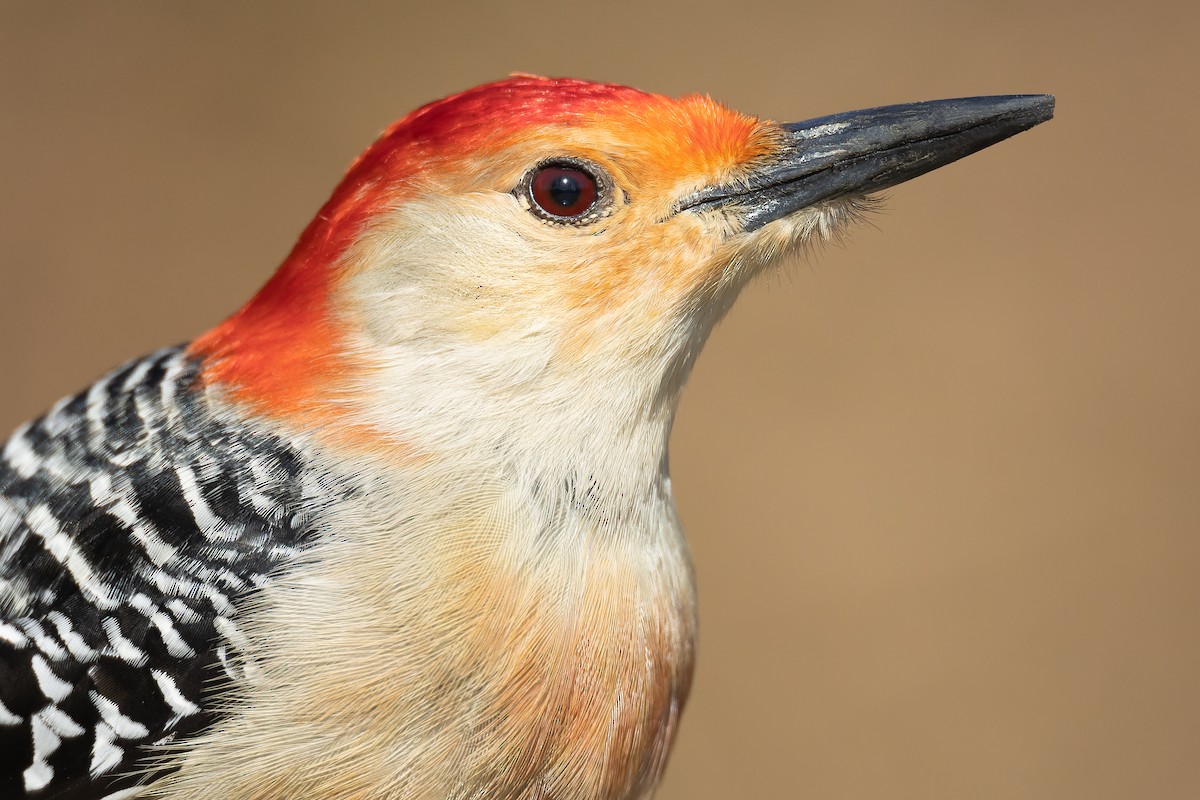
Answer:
529;164;599;219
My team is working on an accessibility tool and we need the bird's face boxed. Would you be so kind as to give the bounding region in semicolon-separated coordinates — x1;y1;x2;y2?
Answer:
338;83;794;378
194;77;1050;455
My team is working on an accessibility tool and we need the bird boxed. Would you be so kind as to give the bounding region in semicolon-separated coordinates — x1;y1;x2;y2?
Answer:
0;76;1053;800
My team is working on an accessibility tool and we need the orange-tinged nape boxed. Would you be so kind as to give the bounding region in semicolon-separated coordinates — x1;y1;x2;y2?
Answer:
189;75;773;431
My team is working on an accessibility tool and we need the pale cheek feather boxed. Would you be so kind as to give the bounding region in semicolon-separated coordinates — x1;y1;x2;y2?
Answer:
336;191;724;379
338;184;866;352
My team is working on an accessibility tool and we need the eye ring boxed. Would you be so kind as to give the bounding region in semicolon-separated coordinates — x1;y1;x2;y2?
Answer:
519;158;614;225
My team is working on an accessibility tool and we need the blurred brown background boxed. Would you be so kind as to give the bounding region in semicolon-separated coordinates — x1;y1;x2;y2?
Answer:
2;2;1197;798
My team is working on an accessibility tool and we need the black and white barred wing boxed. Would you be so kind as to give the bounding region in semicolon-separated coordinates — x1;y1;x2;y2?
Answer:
0;348;315;799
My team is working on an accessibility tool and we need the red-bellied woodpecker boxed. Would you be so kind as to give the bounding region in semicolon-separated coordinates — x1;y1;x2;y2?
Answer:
0;76;1053;799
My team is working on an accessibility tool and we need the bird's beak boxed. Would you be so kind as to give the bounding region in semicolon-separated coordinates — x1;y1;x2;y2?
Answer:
679;95;1055;231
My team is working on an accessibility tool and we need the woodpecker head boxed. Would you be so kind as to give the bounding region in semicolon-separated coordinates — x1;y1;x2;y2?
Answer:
192;76;1051;467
